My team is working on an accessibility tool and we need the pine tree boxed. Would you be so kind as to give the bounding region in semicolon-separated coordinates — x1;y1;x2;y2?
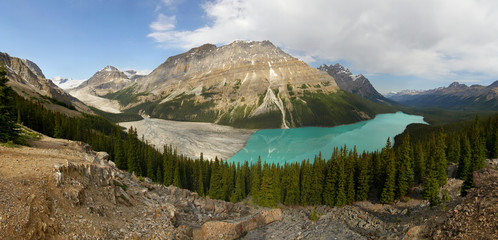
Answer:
0;62;18;142
230;163;246;202
413;144;425;184
345;149;356;204
258;163;275;207
114;138;126;170
423;168;440;206
284;163;300;205
335;151;347;207
250;157;262;202
380;150;396;204
323;150;338;206
172;160;182;188
434;130;447;187
356;152;370;201
198;166;205;197
396;133;413;199
456;137;471;180
127;127;141;175
208;158;224;200
300;159;313;206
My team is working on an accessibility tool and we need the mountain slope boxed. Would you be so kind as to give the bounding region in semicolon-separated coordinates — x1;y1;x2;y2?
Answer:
51;77;85;89
68;66;145;113
388;81;498;110
0;52;91;115
318;63;394;105
113;40;394;128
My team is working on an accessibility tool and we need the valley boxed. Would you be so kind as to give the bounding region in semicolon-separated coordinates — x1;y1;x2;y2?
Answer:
119;117;255;161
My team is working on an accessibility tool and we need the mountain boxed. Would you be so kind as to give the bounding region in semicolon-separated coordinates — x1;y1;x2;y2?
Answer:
387;81;498;110
317;63;394;105
51;77;85;89
68;66;146;113
0;52;91;115
111;40;393;128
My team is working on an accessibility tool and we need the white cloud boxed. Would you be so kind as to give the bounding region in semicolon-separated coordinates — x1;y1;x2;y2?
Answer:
150;14;176;32
148;0;498;82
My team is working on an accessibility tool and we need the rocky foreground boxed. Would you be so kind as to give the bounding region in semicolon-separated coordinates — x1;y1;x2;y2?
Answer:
1;135;497;239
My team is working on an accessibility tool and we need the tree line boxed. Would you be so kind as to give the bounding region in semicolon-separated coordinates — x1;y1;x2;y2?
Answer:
2;63;496;207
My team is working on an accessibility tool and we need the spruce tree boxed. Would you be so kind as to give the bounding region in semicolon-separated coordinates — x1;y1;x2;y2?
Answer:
172;160;182;188
300;160;313;206
434;130;447;187
396;133;413;199
258;163;275;207
335;151;347;207
413;144;425;184
0;62;17;142
423;169;440;206
284;164;300;205
114;138;126;170
323;153;338;206
250;157;262;202
230;163;246;202
198;167;205;196
356;152;370;201
208;158;224;199
345;149;356;204
380;148;396;204
456;137;471;180
127;127;141;175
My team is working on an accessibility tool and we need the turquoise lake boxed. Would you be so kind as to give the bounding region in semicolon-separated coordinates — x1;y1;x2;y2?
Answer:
227;112;426;164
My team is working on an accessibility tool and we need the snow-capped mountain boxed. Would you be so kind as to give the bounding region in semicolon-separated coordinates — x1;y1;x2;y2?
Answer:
51;77;86;89
317;64;394;105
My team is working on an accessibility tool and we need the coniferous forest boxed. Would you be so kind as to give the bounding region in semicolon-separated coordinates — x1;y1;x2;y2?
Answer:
2;65;497;208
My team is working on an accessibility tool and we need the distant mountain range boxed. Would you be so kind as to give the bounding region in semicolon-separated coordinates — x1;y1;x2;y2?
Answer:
0;52;91;115
317;64;395;105
92;40;393;128
387;81;498;110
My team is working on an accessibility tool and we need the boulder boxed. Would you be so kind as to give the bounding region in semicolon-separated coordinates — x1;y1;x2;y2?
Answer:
199;209;282;240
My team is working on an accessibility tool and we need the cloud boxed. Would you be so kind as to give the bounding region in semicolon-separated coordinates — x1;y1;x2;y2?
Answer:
150;14;176;31
147;0;498;81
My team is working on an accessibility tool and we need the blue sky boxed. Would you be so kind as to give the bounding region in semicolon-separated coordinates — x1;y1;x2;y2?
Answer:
1;0;498;93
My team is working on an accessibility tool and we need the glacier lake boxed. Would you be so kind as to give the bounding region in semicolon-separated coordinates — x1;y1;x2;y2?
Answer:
227;112;426;164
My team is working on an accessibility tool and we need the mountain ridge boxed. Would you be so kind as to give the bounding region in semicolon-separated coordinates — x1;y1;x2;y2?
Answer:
106;40;393;128
388;81;498;110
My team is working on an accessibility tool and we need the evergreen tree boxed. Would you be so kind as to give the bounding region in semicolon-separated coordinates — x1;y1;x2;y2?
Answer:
423;169;440;206
284;163;300;205
323;150;338;206
208;158;224;199
356;152;370;201
172;160;182;188
456;137;471;180
230;163;246;202
0;62;17;142
114;138;126;170
198;166;205;196
127;127;141;175
380;139;396;204
396;133;413;199
335;151;347;207
413;144;425;184
250;157;262;202
345;149;356;204
300;159;313;206
258;163;276;207
434;130;448;187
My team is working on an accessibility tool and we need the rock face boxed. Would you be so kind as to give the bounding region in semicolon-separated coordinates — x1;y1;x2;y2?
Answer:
318;63;393;105
387;81;498;110
0;52;92;115
109;40;392;128
197;209;282;240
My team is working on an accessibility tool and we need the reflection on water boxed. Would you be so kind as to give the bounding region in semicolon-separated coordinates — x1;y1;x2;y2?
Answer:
227;112;426;164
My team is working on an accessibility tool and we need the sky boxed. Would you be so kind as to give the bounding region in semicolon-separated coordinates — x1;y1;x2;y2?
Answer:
1;0;498;93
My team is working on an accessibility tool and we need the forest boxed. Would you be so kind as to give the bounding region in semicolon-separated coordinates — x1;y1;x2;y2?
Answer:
1;65;497;207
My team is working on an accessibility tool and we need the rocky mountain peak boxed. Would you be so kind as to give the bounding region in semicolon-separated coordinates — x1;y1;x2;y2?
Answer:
447;81;467;89
318;63;391;104
101;65;120;72
21;58;45;78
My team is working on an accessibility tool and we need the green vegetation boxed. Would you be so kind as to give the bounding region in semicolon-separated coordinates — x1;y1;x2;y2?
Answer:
0;62;19;142
288;90;394;127
89;106;143;123
10;77;496;209
102;85;148;106
40;95;76;110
